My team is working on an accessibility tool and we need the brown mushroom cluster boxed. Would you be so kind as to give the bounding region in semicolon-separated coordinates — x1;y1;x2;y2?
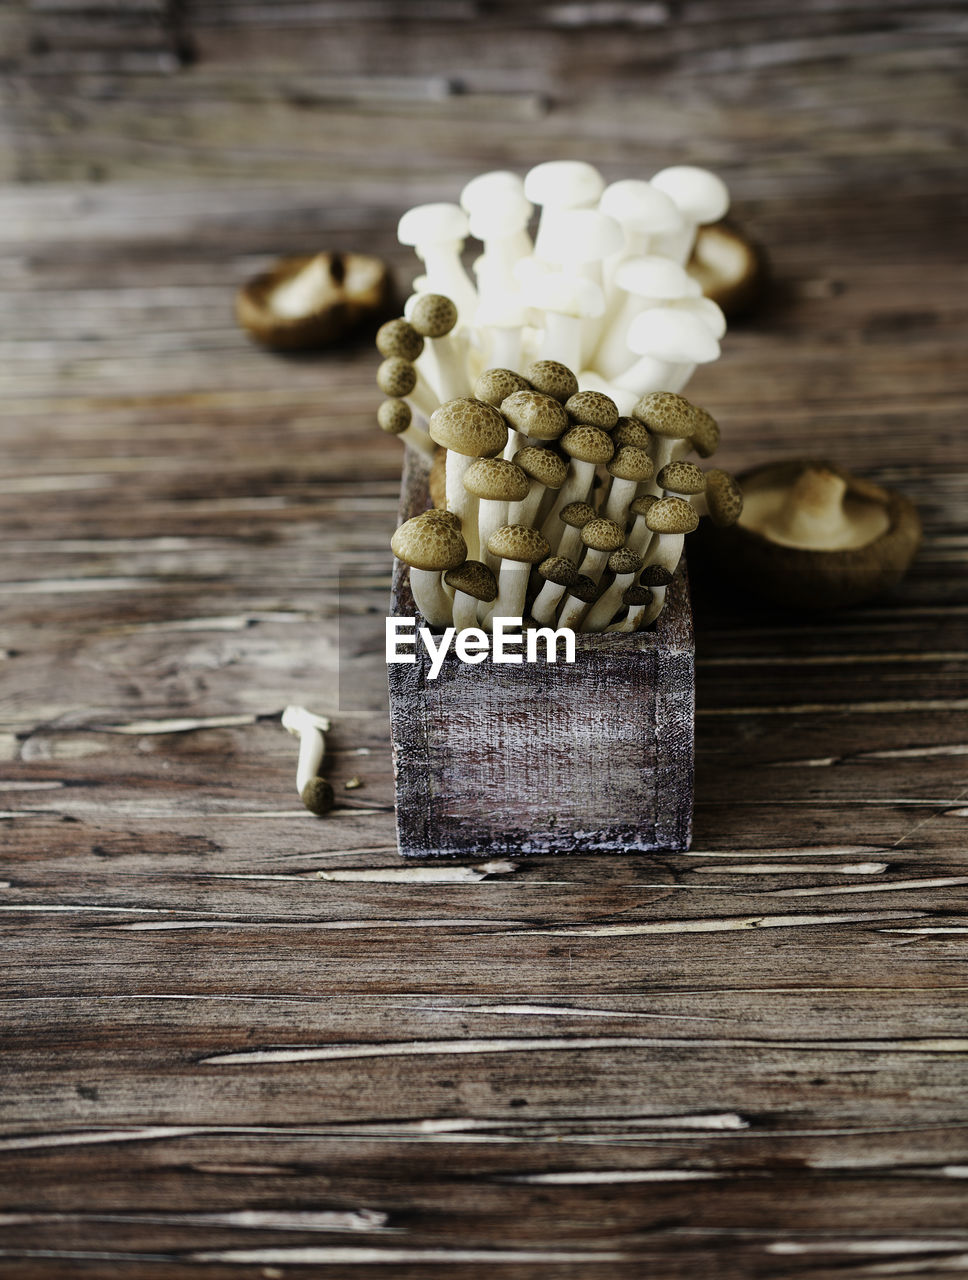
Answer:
385;350;743;634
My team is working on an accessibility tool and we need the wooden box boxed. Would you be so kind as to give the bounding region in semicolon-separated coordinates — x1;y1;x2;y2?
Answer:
388;449;695;858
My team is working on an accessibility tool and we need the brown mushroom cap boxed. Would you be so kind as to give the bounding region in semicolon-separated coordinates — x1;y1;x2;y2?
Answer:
487;524;551;564
444;559;498;602
524;360;580;403
236;251;392;352
629;494;659;520
560;501;596;529
377;357;417;398
641;563;674;587
704;468;744;527
301;777;336;816
391;514;467;571
500;389;570;441
696;458;921;610
513;446;568;489
690;406;720;459
612;417;652;450
608;445;655;483
632;390;697;441
561;425;615;466
376;317;424;362
658;460;706;495
623;582;653;607
581;517;626;553
410;293;459;338
429;398;508;458
537;555;578;587
474;368;531;407
565;390;619;431
463;457;531;503
418;508;462;530
568;573;600;604
646;496;701;535
377;398;412;435
607;546;643;575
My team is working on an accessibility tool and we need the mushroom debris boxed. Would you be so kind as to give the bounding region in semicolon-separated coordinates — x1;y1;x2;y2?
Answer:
389;368;743;633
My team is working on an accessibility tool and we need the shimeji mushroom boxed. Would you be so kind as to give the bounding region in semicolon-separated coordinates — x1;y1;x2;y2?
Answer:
397;203;478;321
540;424;615;542
376;317;439;419
553;500;596;561
525;160;606;259
391;514;468;627
593;255;701;381
574;515;627;584
466;186;534;302
700;459;921;610
649;165;731;266
427;397;508;551
611;417;652;449
657;459;706;502
564;389;619;433
581;545;644;632
500;388;570;458
408;293;469;404
632;391;700;478
693;467;743;527
508;445;567;530
644;496;700;582
377;397;435;458
638;563;676;629
517;260;606;375
474;367;531;408
530;555;578;625
473;292;529;373
557;566;605;631
484;524;551;628
627;493;659;557
525;360;579;404
444;559;498;630
605;581;654;633
534;208;624;362
598;179;684;287
281;705;334;816
613;306;720;395
463;456;531;572
602;445;655;526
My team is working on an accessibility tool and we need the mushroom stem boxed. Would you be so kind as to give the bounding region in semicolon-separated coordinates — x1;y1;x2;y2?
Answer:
452;589;481;631
531;580;568;625
777;467;851;549
400;421;437;458
409;566;455;628
507;479;545;530
477;498;508;572
281;705;330;796
487;563;530;630
540;460;597;544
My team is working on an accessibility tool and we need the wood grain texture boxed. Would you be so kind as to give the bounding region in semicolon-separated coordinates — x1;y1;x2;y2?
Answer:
2;1;968;1276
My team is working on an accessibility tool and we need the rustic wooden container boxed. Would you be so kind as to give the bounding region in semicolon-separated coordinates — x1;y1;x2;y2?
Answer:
388;449;695;858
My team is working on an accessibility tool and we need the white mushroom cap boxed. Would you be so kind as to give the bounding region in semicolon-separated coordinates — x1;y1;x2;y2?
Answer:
626;307;721;364
537;209;624;265
460;170;525;212
467;188;533;242
474;293;528;329
613;255;701;301
668;293;727;341
598;179;684;235
524;160;605;211
650;166;730;226
398;202;470;248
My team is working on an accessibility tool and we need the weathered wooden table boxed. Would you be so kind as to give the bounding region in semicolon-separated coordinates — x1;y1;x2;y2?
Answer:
2;4;967;1276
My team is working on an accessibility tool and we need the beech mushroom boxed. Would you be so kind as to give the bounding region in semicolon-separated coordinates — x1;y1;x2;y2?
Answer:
281;705;334;816
540;425;615;541
649;165;731;266
409;293;468;403
613;306;720;395
463;456;531;571
605;582;654;633
699;459;922;610
575;515;626;584
391;514;468;627
444;559;498;630
531;555;578;626
602;445;655;526
517;260;605;375
644;496;700;581
598;178;684;277
466;186;535;301
509;445;567;530
638;562;676;629
627;493;659;557
376;397;435;458
564;390;619;432
397;203;478;320
581;545;644;632
525;161;606;259
524;359;579;404
632;391;700;478
500;388;570;457
376;317;424;363
557;568;604;631
554;499;596;561
427;397;508;548
611;417;652;450
485;524;551;627
593;254;701;380
694;467;743;526
474;367;531;408
236;252;391;351
657;459;706;499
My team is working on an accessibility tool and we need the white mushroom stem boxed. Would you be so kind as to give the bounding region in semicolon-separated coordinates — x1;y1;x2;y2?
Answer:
603;475;642;527
581;569;640;632
531;578;570;626
421;334;471;403
270;256;331;318
486;563;530;631
606;596;651;633
452;590;482;631
637;586;667;628
557;590;594;631
644;531;686;577
612;352;676;394
575;545;613;585
507;480;546;530
409;566;455;628
399;420;437;459
281;705;330;796
477;498;509;573
556;523;587;563
541;461;598;543
628;512;655;558
405;367;441;420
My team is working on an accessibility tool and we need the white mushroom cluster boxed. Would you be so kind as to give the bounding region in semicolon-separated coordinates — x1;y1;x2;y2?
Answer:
389;365;743;634
375;160;730;437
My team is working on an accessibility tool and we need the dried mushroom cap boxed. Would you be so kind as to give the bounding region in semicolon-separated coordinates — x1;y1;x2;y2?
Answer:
524;360;580;403
560;500;596;529
513;446;568;489
444;559;497;602
697;458;922;610
236;251;391;351
417;508;462;529
377;357;417;398
410;293;459;338
690;406;720;458
569;573;600;604
474;367;531;407
565;390;619;431
429;398;508;458
301;777;335;816
377;398;412;435
537;555;578;587
612;417;651;449
623;582;653;606
500;389;570;441
608;446;655;483
658;460;706;495
376;318;424;362
641;563;674;587
391;515;467;571
687;222;764;318
463;456;531;503
646;496;701;535
487;524;551;564
629;494;659;519
581;517;626;552
608;546;642;574
704;468;744;527
561;425;615;465
632;390;697;441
